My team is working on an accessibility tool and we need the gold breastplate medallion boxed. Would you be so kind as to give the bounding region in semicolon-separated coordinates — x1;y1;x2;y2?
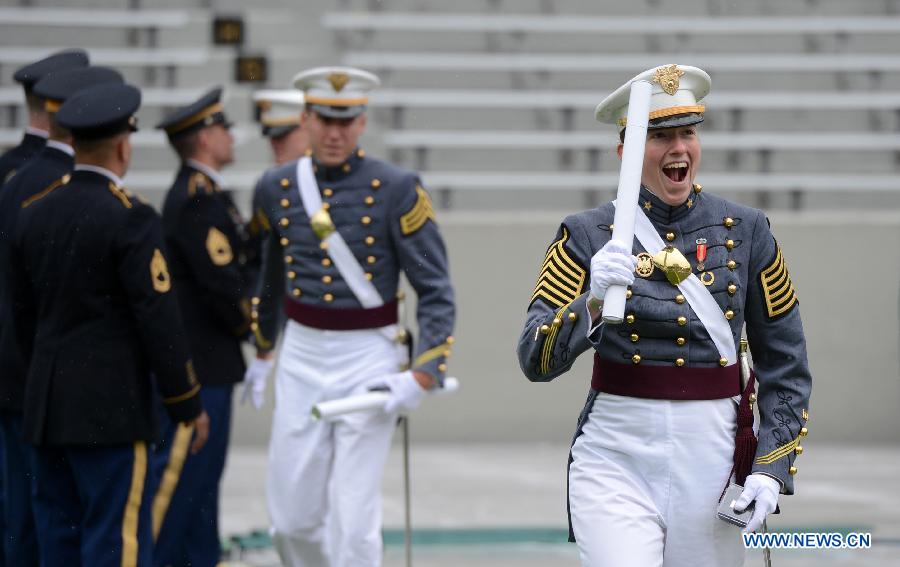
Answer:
310;206;336;240
652;246;692;286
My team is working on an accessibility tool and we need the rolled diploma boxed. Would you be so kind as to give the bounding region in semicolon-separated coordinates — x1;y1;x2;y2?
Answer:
311;377;460;421
603;79;653;324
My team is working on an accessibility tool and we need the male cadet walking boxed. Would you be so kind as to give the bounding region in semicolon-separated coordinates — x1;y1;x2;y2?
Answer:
243;66;455;566
153;87;251;567
0;49;88;184
517;64;812;567
9;82;209;566
242;88;311;402
253;88;310;167
0;64;123;567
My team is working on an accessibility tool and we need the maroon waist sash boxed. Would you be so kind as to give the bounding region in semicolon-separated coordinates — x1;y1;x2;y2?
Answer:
283;296;398;331
591;354;741;400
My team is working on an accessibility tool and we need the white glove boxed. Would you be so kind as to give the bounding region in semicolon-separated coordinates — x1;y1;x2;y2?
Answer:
380;371;428;414
590;239;637;301
734;473;781;533
240;358;274;410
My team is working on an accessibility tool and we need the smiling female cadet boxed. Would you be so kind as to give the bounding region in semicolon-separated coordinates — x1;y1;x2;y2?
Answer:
517;64;812;567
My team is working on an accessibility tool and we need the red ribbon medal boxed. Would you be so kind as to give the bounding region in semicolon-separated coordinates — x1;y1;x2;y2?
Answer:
695;238;708;271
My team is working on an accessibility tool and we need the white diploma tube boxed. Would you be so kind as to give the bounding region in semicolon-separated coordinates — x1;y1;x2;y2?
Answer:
603;80;652;324
311;377;460;421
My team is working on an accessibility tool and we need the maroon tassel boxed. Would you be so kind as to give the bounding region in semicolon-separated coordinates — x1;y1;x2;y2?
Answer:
733;371;758;485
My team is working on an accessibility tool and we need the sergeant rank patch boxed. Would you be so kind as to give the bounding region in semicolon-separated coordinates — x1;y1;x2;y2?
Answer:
400;185;436;236
530;227;586;308
760;247;798;319
206;227;234;266
151;248;172;293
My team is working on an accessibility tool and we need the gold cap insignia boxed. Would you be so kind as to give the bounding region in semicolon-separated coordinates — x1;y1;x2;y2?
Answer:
652;246;692;286
310;206;336;240
206;227;234;266
151;248;172;293
328;72;350;93
653;64;685;96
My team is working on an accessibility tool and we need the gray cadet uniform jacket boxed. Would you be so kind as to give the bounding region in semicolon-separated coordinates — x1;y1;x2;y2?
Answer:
251;149;455;382
517;185;812;494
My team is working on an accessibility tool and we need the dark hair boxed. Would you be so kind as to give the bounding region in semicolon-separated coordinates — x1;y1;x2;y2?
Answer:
48;116;70;141
171;130;201;161
25;92;45;114
73;133;122;155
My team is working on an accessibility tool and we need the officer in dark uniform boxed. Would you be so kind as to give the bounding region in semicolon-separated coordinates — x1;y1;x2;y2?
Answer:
0;49;88;185
0;64;123;567
9;82;209;567
152;87;250;567
517;65;812;567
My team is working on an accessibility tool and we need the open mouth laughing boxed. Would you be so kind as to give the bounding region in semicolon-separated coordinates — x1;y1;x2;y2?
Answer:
663;161;689;183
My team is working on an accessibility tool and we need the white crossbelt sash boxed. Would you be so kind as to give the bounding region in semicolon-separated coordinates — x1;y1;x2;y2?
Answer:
617;202;737;366
296;156;383;308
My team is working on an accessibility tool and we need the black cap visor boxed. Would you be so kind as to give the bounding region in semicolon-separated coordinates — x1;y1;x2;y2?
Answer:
264;124;300;139
647;112;704;130
308;103;366;120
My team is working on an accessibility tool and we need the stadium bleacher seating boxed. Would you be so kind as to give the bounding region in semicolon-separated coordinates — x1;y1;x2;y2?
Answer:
1;1;898;211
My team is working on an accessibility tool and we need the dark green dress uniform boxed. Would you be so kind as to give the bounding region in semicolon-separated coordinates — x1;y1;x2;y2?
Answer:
152;89;249;567
0;64;123;567
10;82;202;567
517;184;813;494
252;148;456;381
0;49;89;184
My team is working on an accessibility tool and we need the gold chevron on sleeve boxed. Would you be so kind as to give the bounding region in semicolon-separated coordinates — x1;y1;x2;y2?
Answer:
400;185;436;236
755;435;800;465
530;227;586;308
760;247;797;318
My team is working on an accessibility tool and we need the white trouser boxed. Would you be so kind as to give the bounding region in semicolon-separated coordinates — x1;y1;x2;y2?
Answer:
569;393;745;567
267;320;402;567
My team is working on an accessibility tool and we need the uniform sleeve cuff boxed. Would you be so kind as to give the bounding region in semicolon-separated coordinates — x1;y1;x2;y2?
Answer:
585;295;605;344
163;386;203;423
751;464;793;495
414;359;445;387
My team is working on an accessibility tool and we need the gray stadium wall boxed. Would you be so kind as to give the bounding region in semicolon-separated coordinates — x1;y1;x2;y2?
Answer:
232;209;900;447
